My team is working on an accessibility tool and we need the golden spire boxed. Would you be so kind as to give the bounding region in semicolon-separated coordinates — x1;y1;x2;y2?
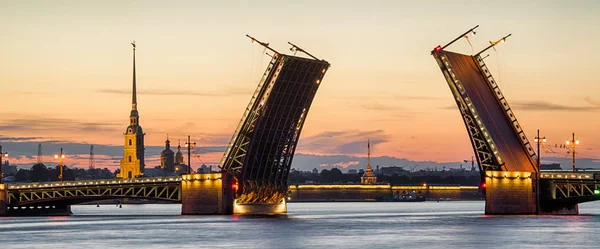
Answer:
367;139;371;167
131;40;137;111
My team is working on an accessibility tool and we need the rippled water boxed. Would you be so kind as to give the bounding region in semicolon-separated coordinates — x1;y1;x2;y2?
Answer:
1;201;599;248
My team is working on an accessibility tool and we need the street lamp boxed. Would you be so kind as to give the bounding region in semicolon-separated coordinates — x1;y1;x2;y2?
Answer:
534;129;547;170
566;133;579;172
0;145;7;184
184;135;196;174
54;148;66;182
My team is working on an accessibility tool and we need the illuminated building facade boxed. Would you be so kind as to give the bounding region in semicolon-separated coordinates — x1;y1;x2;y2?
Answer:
361;140;377;184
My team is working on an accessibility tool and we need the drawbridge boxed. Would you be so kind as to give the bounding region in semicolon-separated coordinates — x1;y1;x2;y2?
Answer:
220;35;330;205
432;26;600;214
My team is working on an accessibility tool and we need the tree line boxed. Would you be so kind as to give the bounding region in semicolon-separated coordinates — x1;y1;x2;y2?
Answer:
288;168;480;185
14;163;115;182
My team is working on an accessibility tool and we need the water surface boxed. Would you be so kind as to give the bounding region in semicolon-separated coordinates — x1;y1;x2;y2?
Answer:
1;201;599;248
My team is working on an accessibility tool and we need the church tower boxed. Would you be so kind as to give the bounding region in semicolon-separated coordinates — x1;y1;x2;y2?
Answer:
160;135;175;172
175;141;184;165
361;140;377;184
117;41;145;179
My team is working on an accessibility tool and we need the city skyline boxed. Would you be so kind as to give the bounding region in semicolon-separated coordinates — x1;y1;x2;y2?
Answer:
2;1;600;170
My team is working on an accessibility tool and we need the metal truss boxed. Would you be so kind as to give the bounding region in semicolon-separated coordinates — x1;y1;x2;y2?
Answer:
6;177;181;206
221;46;329;204
433;53;503;172
221;55;280;174
545;180;600;201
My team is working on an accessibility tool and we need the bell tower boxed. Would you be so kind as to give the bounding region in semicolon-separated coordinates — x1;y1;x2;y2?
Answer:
117;41;145;179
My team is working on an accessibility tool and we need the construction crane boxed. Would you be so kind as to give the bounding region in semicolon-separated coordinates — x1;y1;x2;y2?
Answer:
410;164;419;172
464;156;476;172
89;145;95;169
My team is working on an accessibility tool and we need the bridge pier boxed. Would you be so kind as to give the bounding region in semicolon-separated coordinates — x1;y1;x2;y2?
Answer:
539;201;579;215
5;205;72;216
181;173;235;215
485;171;537;214
0;184;7;216
486;171;580;215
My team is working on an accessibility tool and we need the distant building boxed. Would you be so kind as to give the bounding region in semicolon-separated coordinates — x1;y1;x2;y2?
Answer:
175;142;184;165
540;163;562;171
197;164;212;173
1;160;17;176
361;140;377;184
160;136;175;172
348;169;358;174
380;166;408;176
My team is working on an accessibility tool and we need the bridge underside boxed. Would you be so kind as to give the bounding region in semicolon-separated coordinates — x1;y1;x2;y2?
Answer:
1;178;182;216
221;53;329;205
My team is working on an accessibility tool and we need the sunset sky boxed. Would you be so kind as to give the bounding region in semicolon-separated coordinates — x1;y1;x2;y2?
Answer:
1;1;599;170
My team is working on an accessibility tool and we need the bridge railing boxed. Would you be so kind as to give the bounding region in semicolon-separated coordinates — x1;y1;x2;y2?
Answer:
7;177;182;190
540;172;597;180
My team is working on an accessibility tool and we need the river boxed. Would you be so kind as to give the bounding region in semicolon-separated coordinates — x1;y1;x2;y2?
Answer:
1;201;599;248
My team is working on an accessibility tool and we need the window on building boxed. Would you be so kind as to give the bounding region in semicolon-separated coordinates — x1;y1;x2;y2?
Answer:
129;139;132;145
128;155;132;162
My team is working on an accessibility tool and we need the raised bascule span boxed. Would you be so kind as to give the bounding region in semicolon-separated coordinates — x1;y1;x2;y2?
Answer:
220;35;330;213
432;26;600;215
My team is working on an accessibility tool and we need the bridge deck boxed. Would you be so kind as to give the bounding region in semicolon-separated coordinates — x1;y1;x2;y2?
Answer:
5;177;183;206
443;51;536;172
7;177;182;190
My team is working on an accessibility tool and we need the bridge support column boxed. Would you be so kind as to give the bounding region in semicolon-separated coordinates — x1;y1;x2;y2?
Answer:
485;171;537;214
233;199;287;215
538;181;578;215
181;173;234;215
0;184;7;216
539;202;578;215
6;205;72;216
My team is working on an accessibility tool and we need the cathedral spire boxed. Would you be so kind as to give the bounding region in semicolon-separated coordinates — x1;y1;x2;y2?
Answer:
131;41;137;111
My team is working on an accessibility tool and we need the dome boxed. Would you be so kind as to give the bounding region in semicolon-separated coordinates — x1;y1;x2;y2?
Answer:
161;149;174;157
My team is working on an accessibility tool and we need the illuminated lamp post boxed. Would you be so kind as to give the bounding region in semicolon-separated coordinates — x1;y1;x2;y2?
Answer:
534;129;546;170
54;148;66;182
184;135;196;174
565;133;579;172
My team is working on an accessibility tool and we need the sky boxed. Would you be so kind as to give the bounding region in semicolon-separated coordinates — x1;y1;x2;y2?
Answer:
1;0;599;171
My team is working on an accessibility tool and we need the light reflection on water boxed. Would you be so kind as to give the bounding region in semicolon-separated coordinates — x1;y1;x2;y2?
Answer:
0;201;599;249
